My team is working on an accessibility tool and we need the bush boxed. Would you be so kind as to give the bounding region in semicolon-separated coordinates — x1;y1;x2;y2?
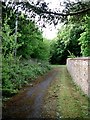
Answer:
2;57;51;98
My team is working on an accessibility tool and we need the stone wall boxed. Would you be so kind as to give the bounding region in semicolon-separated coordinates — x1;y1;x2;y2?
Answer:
67;57;90;96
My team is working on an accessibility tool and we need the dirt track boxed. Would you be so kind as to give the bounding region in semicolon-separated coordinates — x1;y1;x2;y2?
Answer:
2;68;59;119
3;66;89;119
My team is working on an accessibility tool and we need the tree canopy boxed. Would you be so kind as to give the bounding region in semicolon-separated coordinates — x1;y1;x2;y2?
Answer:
2;0;90;25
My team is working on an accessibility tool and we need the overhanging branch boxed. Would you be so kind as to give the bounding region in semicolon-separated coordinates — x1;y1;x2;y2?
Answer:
25;2;90;17
41;8;90;16
8;2;90;17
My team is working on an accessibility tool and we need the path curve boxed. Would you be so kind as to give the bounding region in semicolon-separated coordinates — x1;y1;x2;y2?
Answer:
3;68;59;119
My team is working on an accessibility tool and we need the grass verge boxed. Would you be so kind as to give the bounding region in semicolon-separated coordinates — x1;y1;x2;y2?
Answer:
42;65;90;118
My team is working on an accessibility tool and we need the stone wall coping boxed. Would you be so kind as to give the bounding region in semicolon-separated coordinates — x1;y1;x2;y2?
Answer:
67;57;90;60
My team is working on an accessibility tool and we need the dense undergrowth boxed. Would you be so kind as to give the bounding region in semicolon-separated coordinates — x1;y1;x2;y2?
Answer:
2;5;51;100
2;56;51;99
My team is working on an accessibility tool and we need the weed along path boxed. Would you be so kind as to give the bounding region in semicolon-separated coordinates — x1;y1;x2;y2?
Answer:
3;68;59;118
3;66;90;119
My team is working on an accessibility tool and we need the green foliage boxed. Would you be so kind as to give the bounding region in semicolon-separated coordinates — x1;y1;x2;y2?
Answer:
78;15;90;56
50;23;82;64
2;8;51;99
2;18;21;57
32;39;50;60
2;56;51;98
2;10;51;100
17;16;42;58
15;15;50;60
67;50;76;58
2;4;50;61
2;56;19;96
50;14;90;65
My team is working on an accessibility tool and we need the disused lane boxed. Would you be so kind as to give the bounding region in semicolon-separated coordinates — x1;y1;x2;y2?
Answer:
3;68;59;119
